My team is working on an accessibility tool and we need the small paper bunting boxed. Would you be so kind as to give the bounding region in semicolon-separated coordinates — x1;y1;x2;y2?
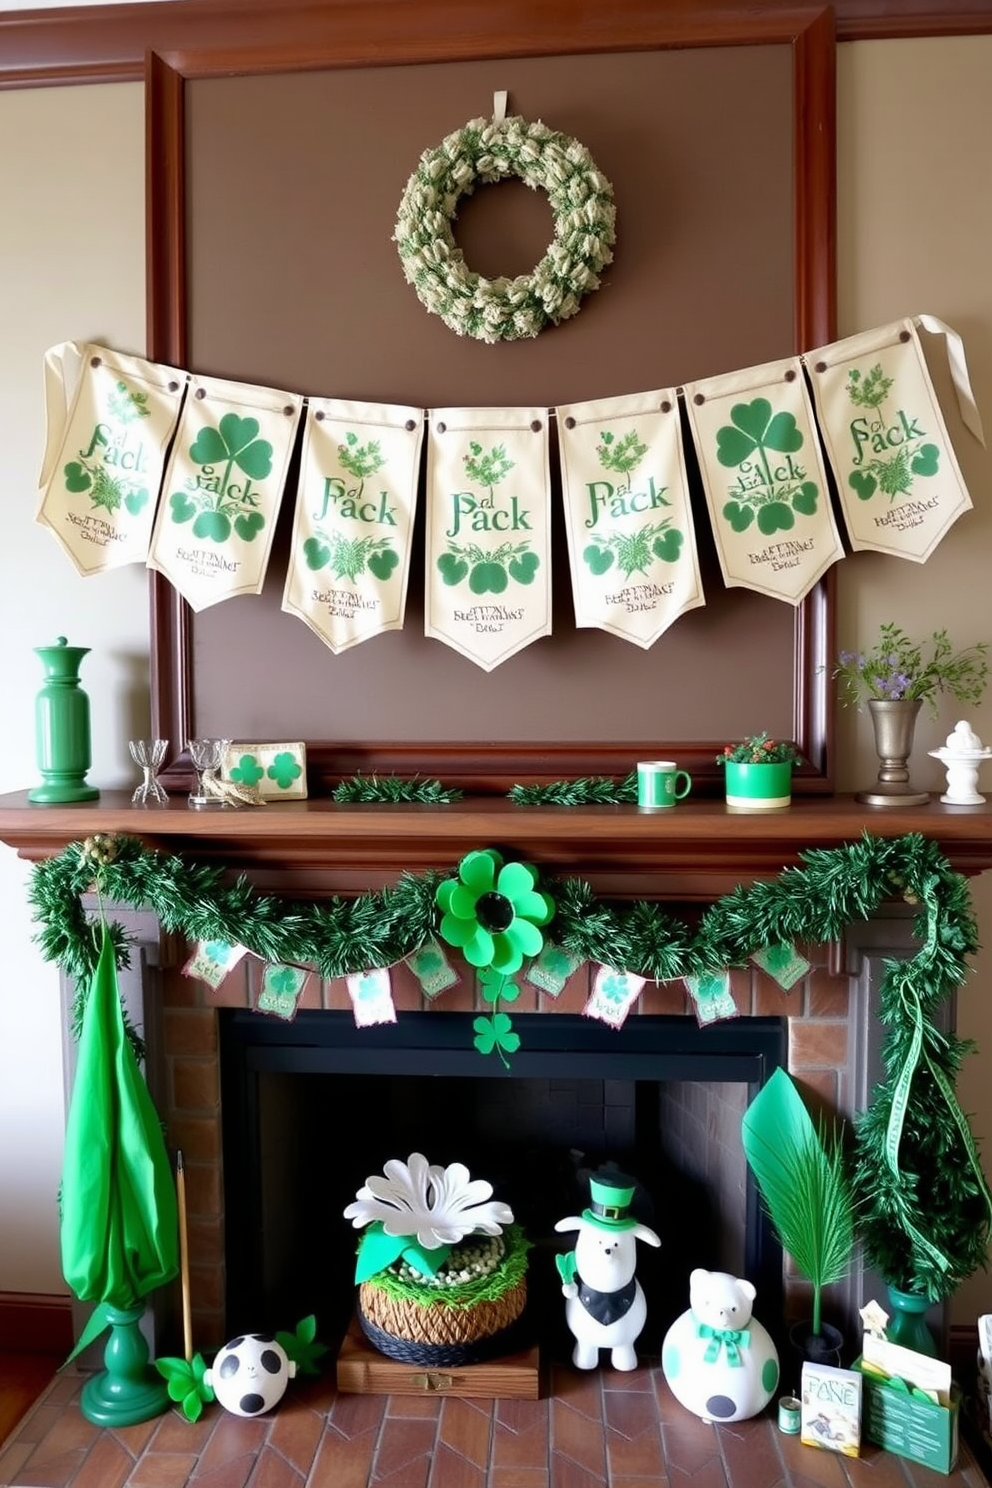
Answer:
257;963;309;1020
405;938;460;999
684;970;738;1025
584;965;645;1028
183;939;247;989
750;942;810;990
525;942;585;997
346;967;397;1027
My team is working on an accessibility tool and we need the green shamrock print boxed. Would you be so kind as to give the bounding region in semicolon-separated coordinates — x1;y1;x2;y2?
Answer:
267;966;303;996
306;533;398;582
204;940;232;965
304;537;331;570
714;398;818;532
848;470;877;501
911;443;940;476
583;522;681;580
170;412;273;543
62;457;139;517
599;972;631;1004
438;542;538;593
267;752;302;790
229;754;264;787
356;974;381;1000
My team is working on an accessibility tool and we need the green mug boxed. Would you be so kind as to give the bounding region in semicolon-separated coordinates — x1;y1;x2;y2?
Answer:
637;760;692;809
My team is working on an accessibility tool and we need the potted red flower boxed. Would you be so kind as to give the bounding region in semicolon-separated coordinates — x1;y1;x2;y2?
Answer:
716;733;801;810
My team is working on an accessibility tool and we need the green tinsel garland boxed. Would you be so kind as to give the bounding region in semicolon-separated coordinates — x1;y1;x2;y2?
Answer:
508;773;638;805
29;830;992;1300
332;774;463;804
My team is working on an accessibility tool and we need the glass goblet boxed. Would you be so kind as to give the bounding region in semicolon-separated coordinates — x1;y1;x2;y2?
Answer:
187;737;231;809
128;738;170;806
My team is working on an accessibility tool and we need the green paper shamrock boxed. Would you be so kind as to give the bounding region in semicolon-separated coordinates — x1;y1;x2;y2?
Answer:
275;1315;328;1377
155;1353;214;1422
229;754;264;787
473;1011;520;1058
436;848;554;975
267;752;302;790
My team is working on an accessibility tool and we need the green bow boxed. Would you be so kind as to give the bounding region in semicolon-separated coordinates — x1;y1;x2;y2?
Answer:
695;1319;751;1367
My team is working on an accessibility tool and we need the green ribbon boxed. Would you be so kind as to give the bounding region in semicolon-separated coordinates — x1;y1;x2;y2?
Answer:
695;1319;750;1367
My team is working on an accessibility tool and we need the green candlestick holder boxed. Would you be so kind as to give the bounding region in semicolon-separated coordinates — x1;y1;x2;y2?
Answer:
28;636;99;804
79;1304;171;1427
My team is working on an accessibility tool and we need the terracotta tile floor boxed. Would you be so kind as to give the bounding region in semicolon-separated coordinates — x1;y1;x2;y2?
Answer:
0;1360;987;1488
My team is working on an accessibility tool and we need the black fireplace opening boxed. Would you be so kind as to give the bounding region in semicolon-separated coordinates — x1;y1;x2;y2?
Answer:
219;1010;786;1359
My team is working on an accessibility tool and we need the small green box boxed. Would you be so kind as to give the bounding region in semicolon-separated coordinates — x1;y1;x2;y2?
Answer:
853;1358;960;1475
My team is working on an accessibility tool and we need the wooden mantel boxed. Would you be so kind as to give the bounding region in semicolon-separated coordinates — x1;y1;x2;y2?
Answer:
1;790;990;899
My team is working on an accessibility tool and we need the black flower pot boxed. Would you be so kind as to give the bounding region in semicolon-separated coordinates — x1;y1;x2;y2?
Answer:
788;1320;844;1379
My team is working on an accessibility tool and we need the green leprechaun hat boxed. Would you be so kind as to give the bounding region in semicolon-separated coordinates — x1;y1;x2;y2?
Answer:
582;1169;638;1232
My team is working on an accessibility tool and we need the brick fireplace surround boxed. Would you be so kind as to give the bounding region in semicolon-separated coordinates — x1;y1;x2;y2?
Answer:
1;792;991;1488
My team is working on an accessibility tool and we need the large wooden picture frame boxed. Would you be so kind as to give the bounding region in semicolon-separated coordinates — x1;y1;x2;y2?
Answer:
146;0;836;795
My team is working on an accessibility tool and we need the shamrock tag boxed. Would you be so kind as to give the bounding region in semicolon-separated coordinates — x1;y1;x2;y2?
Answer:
584;965;646;1029
750;942;810;990
183;939;247;990
257;963;309;1020
684;970;738;1026
405;938;459;999
524;942;585;997
345;967;396;1027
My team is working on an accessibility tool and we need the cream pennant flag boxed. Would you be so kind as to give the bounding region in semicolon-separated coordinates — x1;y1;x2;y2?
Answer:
684;357;843;603
281;399;424;651
556;390;704;645
148;373;303;610
425;407;551;669
806;317;975;561
345;968;397;1027
584;966;645;1029
36;342;186;575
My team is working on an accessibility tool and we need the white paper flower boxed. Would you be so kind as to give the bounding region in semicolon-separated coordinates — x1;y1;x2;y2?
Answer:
343;1152;514;1249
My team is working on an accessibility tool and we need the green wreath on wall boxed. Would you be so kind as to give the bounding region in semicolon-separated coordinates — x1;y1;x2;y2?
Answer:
30;828;992;1300
394;113;616;344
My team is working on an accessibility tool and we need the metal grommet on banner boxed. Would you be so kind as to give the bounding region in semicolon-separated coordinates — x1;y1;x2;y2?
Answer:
777;1395;801;1434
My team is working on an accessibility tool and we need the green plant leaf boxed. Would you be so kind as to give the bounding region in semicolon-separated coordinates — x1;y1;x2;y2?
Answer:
742;1068;854;1336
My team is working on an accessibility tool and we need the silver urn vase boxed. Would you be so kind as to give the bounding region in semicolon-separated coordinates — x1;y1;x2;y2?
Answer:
857;698;929;806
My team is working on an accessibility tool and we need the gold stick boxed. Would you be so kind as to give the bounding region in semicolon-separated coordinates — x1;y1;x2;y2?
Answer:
176;1149;193;1363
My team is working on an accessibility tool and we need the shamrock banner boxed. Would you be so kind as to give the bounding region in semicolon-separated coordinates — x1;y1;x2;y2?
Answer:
806;317;980;560
282;399;424;651
425;407;551;669
556;390;704;645
37;342;186;574
684;357;843;604
148;373;303;611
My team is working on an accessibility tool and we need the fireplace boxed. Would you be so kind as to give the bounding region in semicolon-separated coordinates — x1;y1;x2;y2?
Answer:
217;1007;787;1356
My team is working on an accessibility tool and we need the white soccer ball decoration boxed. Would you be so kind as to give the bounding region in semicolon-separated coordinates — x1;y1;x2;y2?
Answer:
204;1333;296;1417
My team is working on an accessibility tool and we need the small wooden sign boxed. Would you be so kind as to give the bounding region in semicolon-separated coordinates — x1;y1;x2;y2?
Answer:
336;1317;541;1399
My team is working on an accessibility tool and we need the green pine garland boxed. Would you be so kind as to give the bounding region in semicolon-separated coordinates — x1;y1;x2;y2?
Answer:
332;774;463;804
29;830;992;1299
508;772;638;805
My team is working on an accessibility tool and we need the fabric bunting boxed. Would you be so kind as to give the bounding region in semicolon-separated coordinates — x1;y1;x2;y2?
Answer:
425;406;552;669
33;314;984;643
346;967;397;1026
37;341;186;575
557;389;704;645
282;398;424;651
148;372;303;610
684;356;843;604
584;965;645;1029
806;317;977;561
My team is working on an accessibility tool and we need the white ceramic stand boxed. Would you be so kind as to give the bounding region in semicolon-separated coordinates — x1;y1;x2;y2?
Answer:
928;720;991;805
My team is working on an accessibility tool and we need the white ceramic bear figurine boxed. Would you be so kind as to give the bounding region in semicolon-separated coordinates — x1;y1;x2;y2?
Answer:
661;1268;779;1423
554;1169;661;1371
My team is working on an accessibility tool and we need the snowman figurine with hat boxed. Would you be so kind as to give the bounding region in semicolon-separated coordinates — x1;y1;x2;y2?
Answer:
555;1169;661;1370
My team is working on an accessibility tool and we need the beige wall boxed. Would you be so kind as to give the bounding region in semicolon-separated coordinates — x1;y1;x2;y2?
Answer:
1;35;990;1317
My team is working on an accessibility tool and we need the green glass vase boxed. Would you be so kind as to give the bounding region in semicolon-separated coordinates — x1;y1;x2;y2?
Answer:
885;1284;937;1357
28;636;99;804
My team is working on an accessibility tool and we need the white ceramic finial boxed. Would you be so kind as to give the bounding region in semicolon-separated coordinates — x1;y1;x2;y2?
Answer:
929;718;992;804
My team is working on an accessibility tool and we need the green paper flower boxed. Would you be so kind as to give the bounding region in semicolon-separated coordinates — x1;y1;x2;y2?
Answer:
436;849;554;974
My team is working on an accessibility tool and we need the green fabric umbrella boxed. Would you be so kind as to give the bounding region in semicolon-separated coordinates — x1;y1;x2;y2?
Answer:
61;924;178;1361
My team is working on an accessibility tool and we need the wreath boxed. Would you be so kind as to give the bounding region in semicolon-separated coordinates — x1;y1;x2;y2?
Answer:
394;114;616;344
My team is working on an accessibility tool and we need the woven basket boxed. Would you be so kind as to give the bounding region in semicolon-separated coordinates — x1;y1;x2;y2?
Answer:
358;1275;526;1347
357;1277;528;1365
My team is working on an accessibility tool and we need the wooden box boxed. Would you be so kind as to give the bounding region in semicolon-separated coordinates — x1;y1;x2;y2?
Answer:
336;1318;541;1399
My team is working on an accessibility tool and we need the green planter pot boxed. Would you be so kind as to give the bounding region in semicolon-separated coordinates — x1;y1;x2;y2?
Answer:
724;761;792;811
